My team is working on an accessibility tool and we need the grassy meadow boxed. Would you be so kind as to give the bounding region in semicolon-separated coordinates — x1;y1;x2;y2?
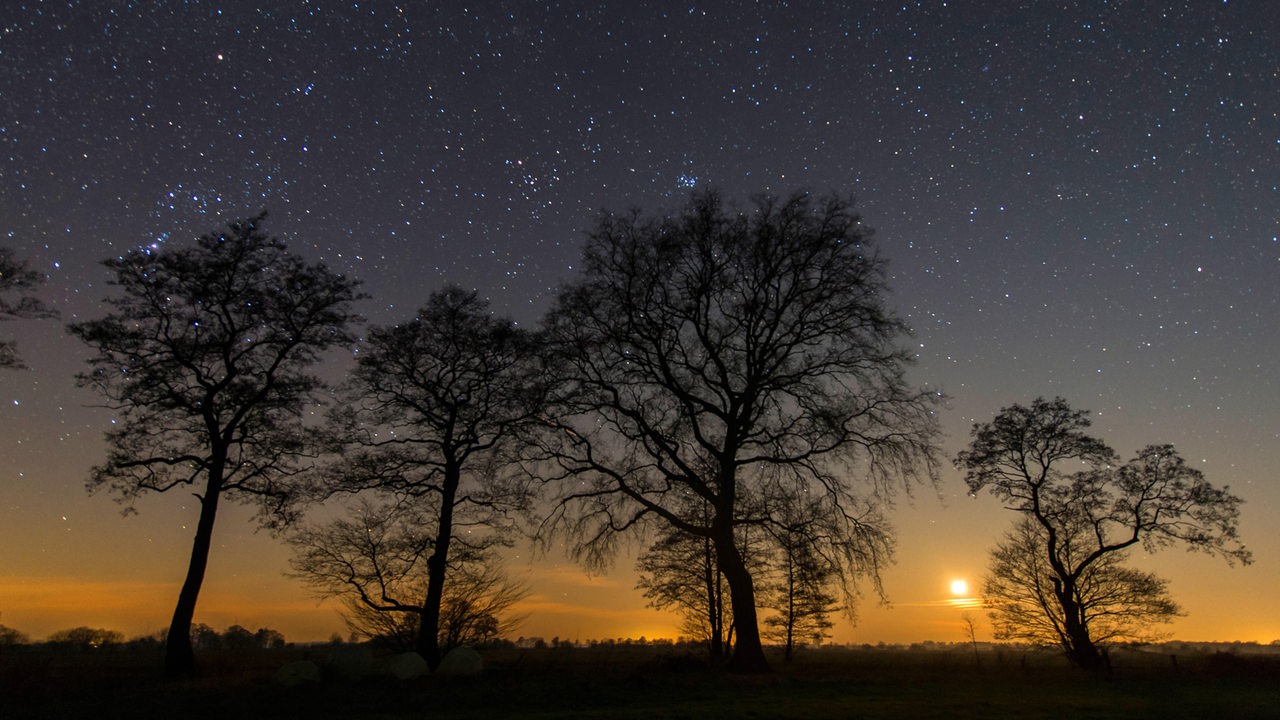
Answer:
3;642;1279;719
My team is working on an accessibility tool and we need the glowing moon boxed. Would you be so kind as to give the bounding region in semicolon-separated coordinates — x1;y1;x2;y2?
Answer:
949;579;969;596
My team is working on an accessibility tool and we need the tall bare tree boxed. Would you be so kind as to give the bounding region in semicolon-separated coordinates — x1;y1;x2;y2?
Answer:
313;286;537;669
0;247;57;369
68;214;364;676
957;397;1250;670
535;190;941;672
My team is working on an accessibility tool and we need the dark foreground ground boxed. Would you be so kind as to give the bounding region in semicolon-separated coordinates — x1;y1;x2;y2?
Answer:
3;643;1279;720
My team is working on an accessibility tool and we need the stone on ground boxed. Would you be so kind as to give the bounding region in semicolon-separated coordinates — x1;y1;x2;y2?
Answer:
436;644;483;677
387;651;430;680
274;660;322;686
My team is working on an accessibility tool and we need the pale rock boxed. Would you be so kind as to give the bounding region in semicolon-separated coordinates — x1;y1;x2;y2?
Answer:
436;644;483;677
274;660;322;686
387;651;430;680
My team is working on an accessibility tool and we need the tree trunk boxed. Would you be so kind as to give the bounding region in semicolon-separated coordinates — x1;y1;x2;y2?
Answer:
1058;590;1103;671
714;529;770;673
416;461;459;670
163;470;223;677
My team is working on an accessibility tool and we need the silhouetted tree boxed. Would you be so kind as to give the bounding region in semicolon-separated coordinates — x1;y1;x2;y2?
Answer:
189;623;224;651
983;517;1183;651
536;190;941;672
635;498;738;658
306;286;536;669
957;397;1251;670
0;624;28;645
253;626;286;649
760;491;842;661
0;246;57;369
68;214;364;677
290;498;528;653
46;626;123;649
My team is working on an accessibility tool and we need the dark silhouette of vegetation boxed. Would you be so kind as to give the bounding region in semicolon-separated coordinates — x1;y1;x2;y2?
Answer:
68;214;365;677
0;246;57;369
298;285;536;669
535;190;941;672
957;397;1251;671
760;492;841;661
190;623;286;651
46;626;124;649
635;498;739;658
983;517;1183;650
289;499;529;654
0;624;28;645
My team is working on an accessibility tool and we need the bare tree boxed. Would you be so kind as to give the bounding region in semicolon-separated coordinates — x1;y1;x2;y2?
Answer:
535;190;941;672
760;493;842;662
635;498;737;658
68;214;364;676
957;397;1250;670
983;517;1183;652
289;498;528;652
311;286;537;668
0;246;57;369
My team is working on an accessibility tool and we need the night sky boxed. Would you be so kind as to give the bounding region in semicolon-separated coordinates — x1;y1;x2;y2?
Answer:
2;1;1277;645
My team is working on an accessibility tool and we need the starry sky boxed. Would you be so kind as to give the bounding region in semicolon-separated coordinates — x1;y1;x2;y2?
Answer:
2;1;1277;645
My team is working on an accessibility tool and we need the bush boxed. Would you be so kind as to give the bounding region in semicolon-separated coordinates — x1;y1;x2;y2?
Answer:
0;624;28;646
46;627;123;649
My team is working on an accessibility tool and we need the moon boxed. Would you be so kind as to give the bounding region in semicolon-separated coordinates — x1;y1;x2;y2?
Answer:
949;579;969;596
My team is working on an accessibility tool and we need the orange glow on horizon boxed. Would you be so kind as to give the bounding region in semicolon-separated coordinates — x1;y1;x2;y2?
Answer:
2;572;1278;646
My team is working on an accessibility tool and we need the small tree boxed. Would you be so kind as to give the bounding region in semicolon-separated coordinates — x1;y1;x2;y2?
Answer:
536;190;941;672
983;517;1183;651
957;397;1250;670
289;498;529;654
0;624;29;645
0;246;57;369
68;214;364;676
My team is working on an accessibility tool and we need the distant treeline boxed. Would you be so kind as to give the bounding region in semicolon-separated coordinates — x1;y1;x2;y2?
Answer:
0;622;285;650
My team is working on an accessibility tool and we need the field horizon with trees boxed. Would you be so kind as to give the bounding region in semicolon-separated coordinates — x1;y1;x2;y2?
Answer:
3;630;1279;719
0;191;1267;717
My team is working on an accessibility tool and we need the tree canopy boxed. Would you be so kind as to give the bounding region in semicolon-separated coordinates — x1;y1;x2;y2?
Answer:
957;397;1249;669
0;246;57;369
68;214;364;676
983;517;1183;650
536;189;941;672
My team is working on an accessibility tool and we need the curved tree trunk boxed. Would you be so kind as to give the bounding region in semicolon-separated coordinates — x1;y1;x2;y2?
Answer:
164;470;223;677
715;530;770;673
415;461;460;670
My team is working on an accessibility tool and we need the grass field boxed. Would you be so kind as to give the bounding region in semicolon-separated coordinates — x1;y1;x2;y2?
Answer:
4;643;1279;719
